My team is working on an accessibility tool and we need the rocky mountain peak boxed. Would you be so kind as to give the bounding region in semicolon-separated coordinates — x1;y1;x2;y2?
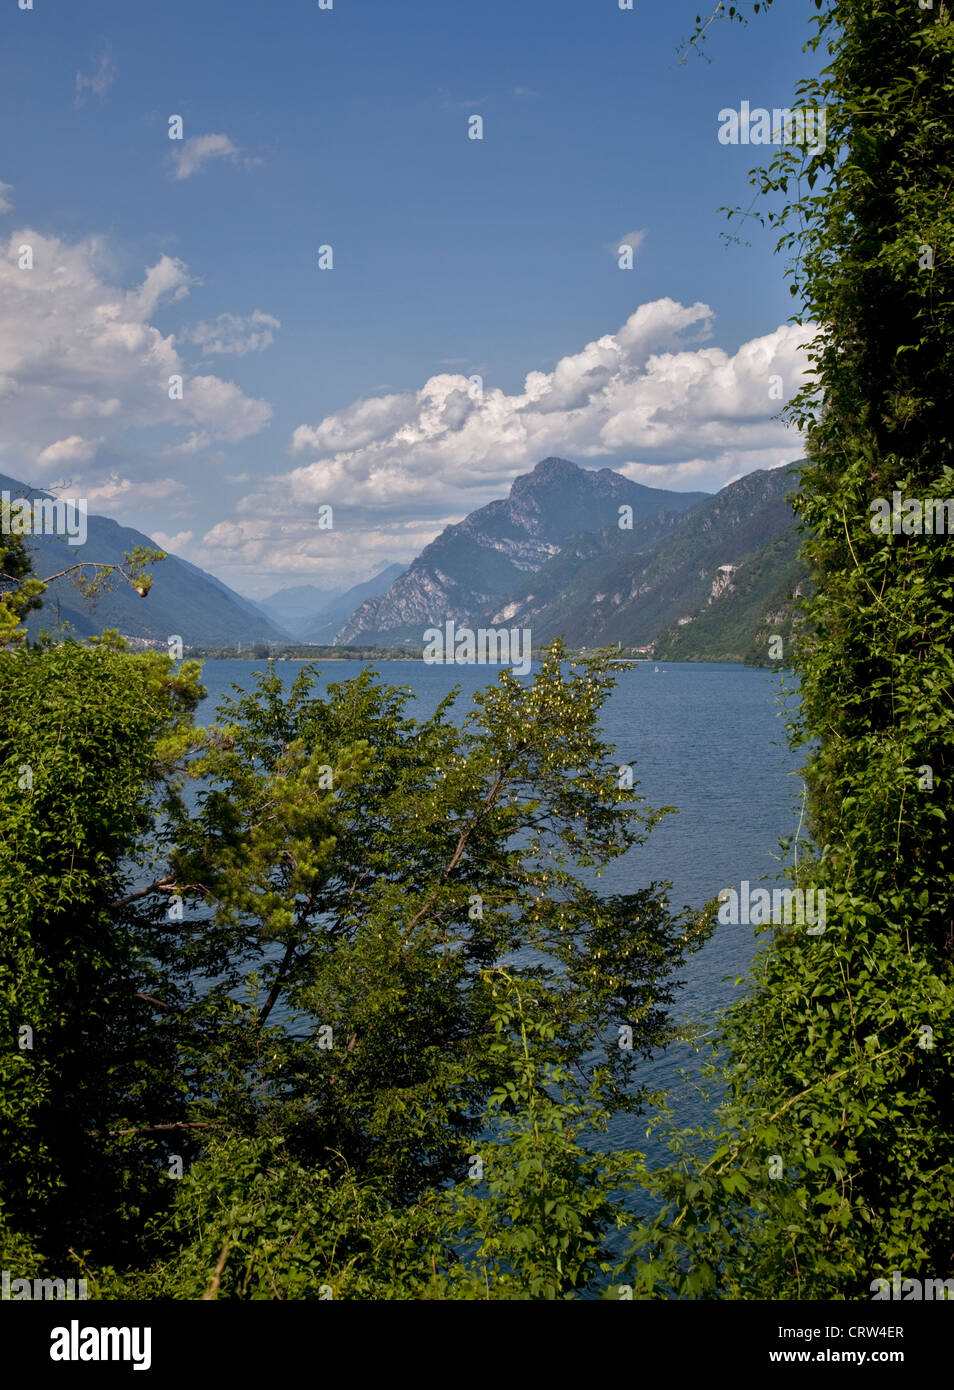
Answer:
333;457;709;644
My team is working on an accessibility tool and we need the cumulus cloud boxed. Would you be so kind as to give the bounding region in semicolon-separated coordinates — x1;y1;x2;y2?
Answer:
187;375;271;442
66;396;121;420
37;435;100;467
149;529;194;554
75;43;116;103
161;430;212;456
201;511;454;590
290;393;420;457
0;181;12;214
0;230;271;478
275;298;806;513
75;474;187;510
188;310;280;357
618;453;792;490
201;298;812;586
125;254;193;317
170;134;241;180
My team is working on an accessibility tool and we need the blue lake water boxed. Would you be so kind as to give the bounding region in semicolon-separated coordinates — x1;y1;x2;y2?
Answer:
193;656;802;1172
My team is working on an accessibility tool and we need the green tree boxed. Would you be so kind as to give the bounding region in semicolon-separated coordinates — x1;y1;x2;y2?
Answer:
0;532;45;645
148;645;709;1205
628;0;954;1299
0;636;204;1269
435;970;644;1300
2;631;707;1293
1;519;163;648
99;972;644;1301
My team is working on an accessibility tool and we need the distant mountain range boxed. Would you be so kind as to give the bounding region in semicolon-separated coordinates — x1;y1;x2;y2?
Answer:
336;457;707;643
2;473;408;648
254;567;404;641
1;473;288;647
255;583;345;637
6;458;809;664
300;565;406;643
332;456;809;664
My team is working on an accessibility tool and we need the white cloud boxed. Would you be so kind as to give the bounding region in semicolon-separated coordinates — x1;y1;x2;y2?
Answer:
75;44;116;102
273;299;807;514
162;430;212;456
75;474;187;510
200;512;452;589
187;375;272;442
188;310;280;357
619;452;795;490
0;181;12;214
125;254;193;317
37;435;100;467
150;529;194;554
0;229;271;479
67;396;121;419
202;299;812;589
171;134;241;180
291;393;420;456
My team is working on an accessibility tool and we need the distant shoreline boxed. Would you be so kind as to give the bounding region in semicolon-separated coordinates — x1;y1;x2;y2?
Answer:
183;651;776;670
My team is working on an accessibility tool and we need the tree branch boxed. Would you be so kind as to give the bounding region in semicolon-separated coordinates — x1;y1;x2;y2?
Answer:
203;1241;231;1301
110;877;177;909
255;940;298;1031
91;1121;221;1138
403;764;514;937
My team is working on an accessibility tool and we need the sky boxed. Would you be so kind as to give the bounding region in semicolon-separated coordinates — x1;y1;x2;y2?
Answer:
0;0;822;598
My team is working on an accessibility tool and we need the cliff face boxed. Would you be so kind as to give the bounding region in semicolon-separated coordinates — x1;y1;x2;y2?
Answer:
334;457;708;643
653;522;811;666
467;464;803;651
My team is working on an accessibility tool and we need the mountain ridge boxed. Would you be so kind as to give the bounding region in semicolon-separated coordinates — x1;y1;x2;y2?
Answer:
335;457;709;643
0;472;289;647
489;464;804;649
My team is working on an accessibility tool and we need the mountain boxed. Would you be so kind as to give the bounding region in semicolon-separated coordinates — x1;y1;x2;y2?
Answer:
5;460;807;662
256;583;345;639
334;458;708;643
301;564;406;643
1;473;288;647
175;558;285;631
480;464;805;654
652;522;810;665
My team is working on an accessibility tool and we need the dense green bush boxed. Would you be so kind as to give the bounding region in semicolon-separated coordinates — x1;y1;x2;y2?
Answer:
628;0;954;1299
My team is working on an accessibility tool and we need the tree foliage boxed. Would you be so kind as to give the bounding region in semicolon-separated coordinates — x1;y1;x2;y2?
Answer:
0;635;204;1268
140;645;707;1204
629;0;954;1299
1;601;707;1293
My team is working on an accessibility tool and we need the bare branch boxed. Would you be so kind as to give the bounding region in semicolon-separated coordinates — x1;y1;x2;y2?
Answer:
110;877;177;909
203;1241;231;1301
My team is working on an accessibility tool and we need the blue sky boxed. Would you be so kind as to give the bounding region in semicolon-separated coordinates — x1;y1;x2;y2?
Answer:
1;0;821;598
